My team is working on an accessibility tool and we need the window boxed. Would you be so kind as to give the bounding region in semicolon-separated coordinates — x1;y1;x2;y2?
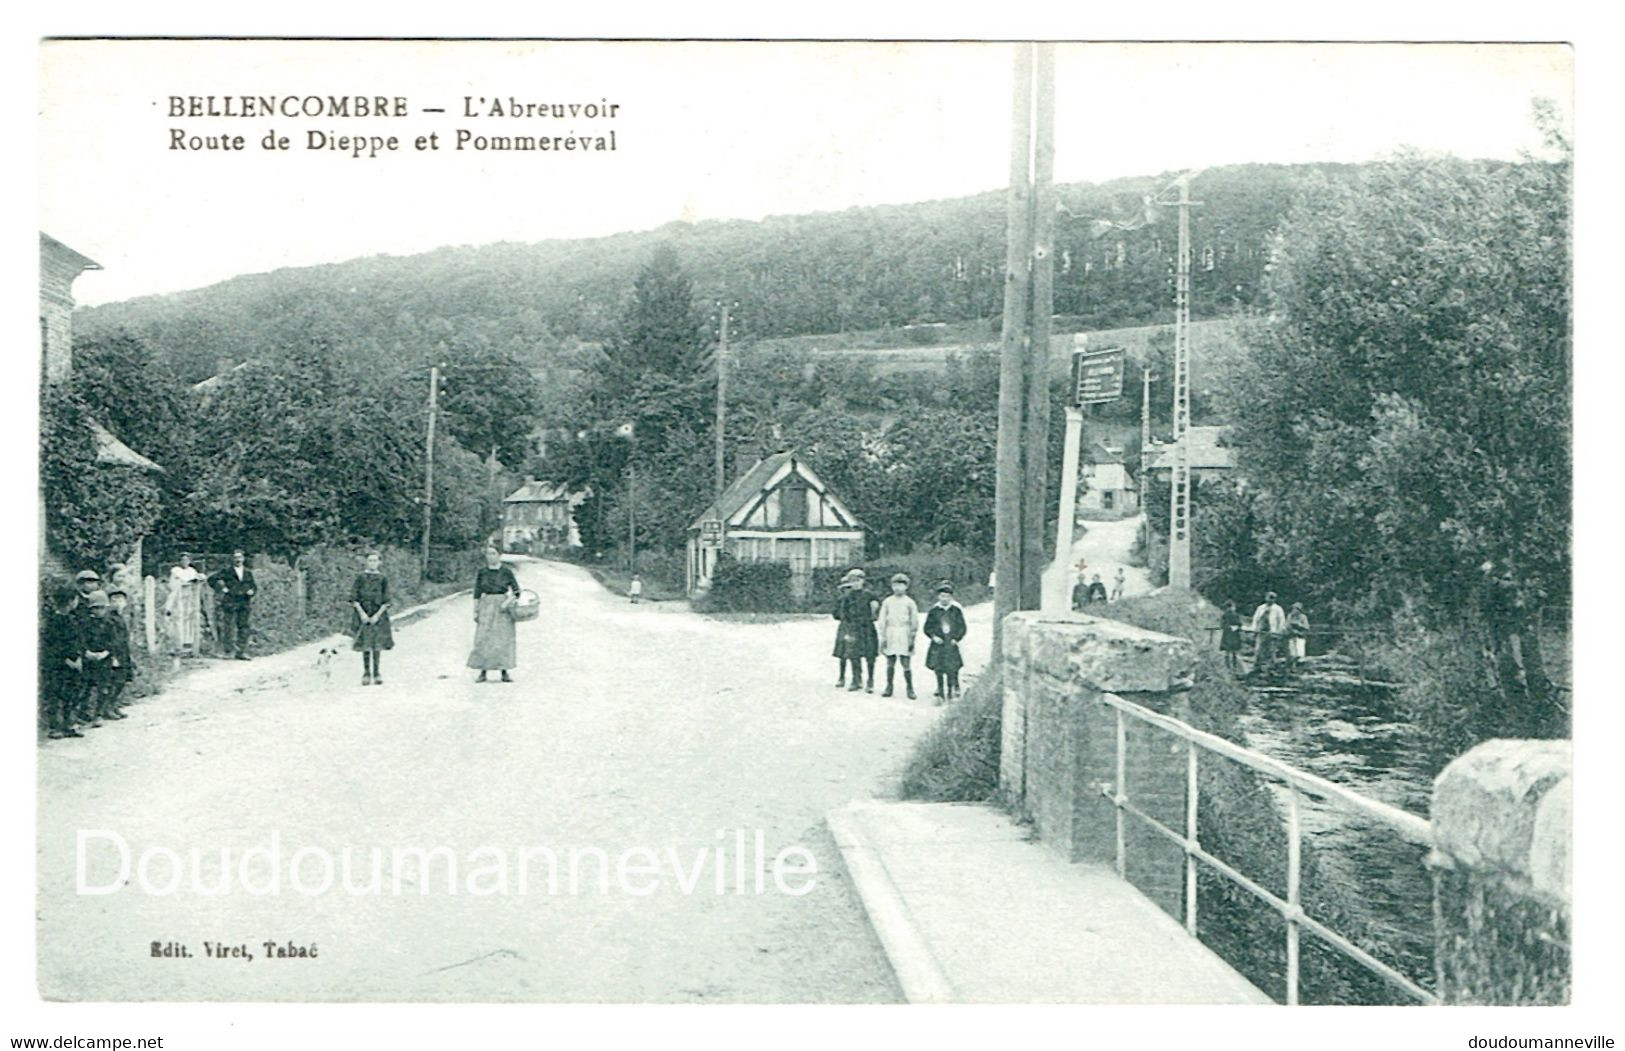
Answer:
781;479;808;528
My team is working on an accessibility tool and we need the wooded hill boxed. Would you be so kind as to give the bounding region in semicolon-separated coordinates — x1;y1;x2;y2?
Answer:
76;162;1359;384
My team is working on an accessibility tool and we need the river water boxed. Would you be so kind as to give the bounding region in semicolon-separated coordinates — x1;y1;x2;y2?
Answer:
1235;672;1438;1001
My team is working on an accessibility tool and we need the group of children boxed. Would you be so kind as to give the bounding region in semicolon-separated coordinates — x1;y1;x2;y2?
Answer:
40;569;135;739
832;569;968;702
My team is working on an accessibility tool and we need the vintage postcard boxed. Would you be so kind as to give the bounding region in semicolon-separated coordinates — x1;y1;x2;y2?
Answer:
28;33;1579;1040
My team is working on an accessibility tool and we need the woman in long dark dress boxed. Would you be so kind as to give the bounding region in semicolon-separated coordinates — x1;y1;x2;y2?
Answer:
350;551;394;685
468;544;520;683
831;568;879;692
924;580;968;702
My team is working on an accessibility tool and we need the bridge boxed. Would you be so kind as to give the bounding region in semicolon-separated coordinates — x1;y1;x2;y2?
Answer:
832;611;1571;1005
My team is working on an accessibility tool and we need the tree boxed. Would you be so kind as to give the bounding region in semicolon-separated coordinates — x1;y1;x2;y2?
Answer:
437;343;544;468
1222;125;1569;737
40;384;162;570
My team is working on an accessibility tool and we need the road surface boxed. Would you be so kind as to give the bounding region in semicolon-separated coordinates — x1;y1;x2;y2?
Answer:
1043;513;1154;611
36;559;990;1002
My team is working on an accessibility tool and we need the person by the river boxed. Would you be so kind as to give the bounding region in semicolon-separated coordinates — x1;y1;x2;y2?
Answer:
349;551;394;686
468;544;520;684
875;572;920;700
1220;599;1244;673
924;580;967;703
832;568;879;693
1250;591;1287;673
1287;602;1311;671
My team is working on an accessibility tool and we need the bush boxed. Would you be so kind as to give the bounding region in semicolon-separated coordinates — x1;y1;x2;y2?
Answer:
707;555;793;612
895;671;1003;802
862;543;992;607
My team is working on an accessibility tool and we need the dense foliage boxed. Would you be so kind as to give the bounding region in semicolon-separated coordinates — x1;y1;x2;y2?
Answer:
1209;128;1569;740
75;164;1347;384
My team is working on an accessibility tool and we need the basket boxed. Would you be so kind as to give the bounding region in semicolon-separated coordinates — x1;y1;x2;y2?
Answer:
505;588;541;622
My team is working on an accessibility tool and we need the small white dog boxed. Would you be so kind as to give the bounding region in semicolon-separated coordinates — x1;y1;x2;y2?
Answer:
315;645;340;683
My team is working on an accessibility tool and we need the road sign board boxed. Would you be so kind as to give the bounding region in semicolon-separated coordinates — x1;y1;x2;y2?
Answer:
700;519;723;546
1071;345;1126;406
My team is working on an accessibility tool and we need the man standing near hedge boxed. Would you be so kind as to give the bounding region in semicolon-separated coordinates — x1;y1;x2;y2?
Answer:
210;550;257;660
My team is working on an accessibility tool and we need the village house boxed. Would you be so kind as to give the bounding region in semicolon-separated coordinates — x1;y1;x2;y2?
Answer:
686;450;864;598
1078;439;1139;515
502;478;582;552
40;233;164;582
1142;425;1238;481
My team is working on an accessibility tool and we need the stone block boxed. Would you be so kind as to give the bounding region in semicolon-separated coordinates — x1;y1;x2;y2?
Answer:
1004;611;1196;695
1432;739;1571;905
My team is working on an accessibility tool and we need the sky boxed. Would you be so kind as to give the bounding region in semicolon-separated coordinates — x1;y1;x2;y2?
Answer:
38;40;1572;306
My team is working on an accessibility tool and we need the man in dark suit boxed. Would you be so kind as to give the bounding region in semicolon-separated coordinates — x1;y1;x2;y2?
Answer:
211;550;257;660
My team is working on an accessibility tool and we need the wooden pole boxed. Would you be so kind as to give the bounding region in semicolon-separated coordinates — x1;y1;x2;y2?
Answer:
421;364;439;580
714;302;730;503
993;43;1034;657
1020;42;1056;612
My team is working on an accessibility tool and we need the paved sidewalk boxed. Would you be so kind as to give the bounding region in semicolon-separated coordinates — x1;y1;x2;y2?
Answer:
828;800;1272;1004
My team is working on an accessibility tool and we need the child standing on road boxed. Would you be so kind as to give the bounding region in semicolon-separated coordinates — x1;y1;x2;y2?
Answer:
100;589;134;720
924;580;968;703
629;574;643;604
876;573;920;699
79;591;119;726
349;551;394;686
832;568;879;692
41;585;84;738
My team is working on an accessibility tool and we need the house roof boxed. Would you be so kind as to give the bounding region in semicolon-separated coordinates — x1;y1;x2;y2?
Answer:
690;450;796;528
1081;440;1125;466
89;419;163;472
1144;426;1236;471
40;233;101;273
504;480;573;504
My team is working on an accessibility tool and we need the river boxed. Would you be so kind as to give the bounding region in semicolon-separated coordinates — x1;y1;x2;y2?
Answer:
1235;670;1438;1003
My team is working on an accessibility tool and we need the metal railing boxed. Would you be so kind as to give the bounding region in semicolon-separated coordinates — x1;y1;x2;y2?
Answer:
1096;691;1437;1005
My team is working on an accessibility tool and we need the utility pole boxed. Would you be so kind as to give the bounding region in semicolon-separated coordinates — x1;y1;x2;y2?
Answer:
1139;365;1157;508
714;301;731;503
421;364;439;580
1168;174;1196;590
1020;43;1056;612
628;458;637;573
993;43;1034;656
993;42;1056;652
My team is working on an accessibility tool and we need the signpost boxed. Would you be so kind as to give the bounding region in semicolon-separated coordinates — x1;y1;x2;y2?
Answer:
699;519;723;547
1071;344;1127;406
1047;338;1127;611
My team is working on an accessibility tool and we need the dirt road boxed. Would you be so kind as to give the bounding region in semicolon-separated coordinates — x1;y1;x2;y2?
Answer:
1043;513;1154;610
36;560;989;1002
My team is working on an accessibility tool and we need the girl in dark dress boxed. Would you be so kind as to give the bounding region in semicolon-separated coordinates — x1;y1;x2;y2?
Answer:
831;568;879;692
468;544;520;682
924;580;968;702
1220;600;1243;673
350;551;394;685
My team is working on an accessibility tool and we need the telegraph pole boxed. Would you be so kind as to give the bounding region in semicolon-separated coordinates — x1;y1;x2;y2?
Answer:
421;364;439;579
993;43;1035;656
1168;174;1196;590
1020;43;1056;612
714;301;731;502
1139;365;1157;507
993;42;1056;651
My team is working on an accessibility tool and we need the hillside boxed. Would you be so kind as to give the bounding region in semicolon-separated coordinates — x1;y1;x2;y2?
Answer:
74;162;1357;384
